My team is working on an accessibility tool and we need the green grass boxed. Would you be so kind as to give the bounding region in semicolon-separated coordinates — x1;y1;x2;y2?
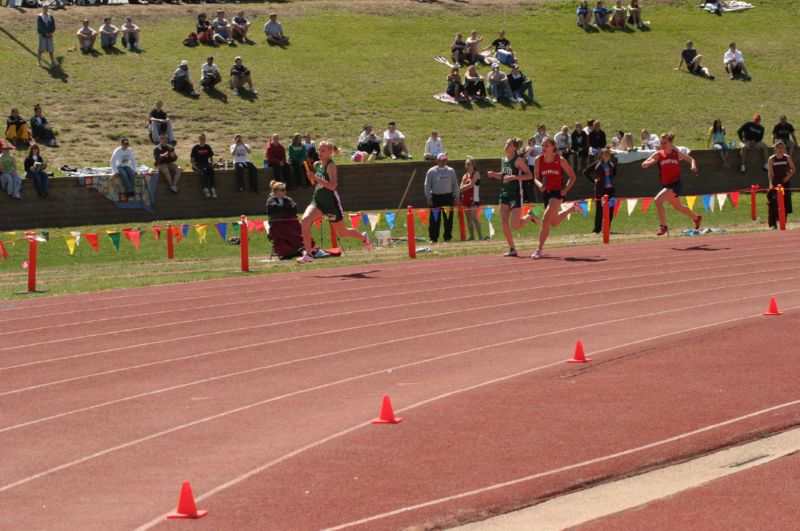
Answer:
0;194;786;300
1;1;798;171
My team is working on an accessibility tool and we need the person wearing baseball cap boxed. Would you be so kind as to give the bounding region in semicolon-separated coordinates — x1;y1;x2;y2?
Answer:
737;114;768;173
229;56;257;96
0;144;22;200
172;60;199;97
424;152;459;243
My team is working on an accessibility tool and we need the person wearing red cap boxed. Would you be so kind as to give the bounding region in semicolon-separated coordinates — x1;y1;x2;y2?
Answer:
642;133;701;236
737;114;768;173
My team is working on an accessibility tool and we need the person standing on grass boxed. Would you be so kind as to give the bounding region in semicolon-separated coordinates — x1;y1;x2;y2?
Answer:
459;156;483;241
297;141;372;264
37;4;56;68
190;133;217;199
766;141;795;229
641;133;702;236
424;153;458;244
584;148;617;234
487;138;538;257
531;138;582;260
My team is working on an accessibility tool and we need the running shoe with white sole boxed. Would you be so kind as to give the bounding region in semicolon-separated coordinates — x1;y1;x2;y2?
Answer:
504;249;518;257
531;249;542;260
296;251;314;264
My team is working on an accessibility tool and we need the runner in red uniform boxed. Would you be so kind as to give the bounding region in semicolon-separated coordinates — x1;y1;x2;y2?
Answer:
641;133;701;236
531;138;581;260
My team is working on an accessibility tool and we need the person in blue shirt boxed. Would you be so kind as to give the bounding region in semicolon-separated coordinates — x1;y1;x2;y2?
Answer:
593;0;614;29
576;1;591;30
584;148;617;233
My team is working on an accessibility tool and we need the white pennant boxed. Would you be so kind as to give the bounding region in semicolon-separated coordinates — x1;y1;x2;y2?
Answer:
716;193;727;210
488;222;495;238
626;198;638;216
561;202;574;221
709;196;716;212
70;230;81;246
367;213;380;231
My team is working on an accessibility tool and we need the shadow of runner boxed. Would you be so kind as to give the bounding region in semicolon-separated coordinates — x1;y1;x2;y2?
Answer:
46;58;69;83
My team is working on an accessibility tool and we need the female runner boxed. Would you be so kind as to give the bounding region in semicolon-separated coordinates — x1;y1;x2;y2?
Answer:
487;138;537;256
459;156;483;240
297;141;371;264
531;138;582;259
641;133;701;236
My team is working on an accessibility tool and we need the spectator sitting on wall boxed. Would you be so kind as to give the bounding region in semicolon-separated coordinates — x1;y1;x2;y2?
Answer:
640;129;660;150
533;124;549;146
772;114;797;156
121;17;141;51
154;133;182;193
593;1;614;29
383;121;411;160
303;132;318;165
0;145;22;200
737;113;768;173
677;40;714;79
212;10;234;46
229;56;257;96
554;125;572;159
266;134;291;187
110;138;138;198
288;133;308;189
172;60;199;97
190;133;217;198
30;104;58;148
76;19;98;54
576;1;591;30
571;122;589;171
357;124;382;159
24;143;49;198
487;63;513;103
588;120;607;158
424;131;444;161
451;32;466;66
149;101;176;144
6;108;32;146
196;13;213;45
200;56;222;90
707;118;731;169
464;65;487;101
264;13;289;46
99;17;119;49
231;134;259;192
723;42;750;81
232;11;256;45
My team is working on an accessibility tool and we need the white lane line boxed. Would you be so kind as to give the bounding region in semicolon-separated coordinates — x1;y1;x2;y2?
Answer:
2;293;798;499
3;265;796;399
134;305;800;531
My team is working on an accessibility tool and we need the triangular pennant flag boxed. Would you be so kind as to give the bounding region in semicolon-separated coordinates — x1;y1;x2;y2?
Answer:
152;226;162;241
231;223;240;236
520;205;531;216
561;201;574;221
367;213;380;231
349;213;361;229
170;227;183;242
122;228;133;242
701;195;711;212
85;233;99;252
181;224;189;237
613;198;622;217
586;198;593;213
64;235;77;256
626;198;638;216
384;212;396;230
313;218;322;229
443;206;452;216
488;220;495;238
0;241;8;260
532;205;544;218
579;201;589;217
361;213;369;227
716;193;727;210
215;223;227;241
195;224;208;243
128;230;142;250
69;231;81;247
246;220;257;234
432;208;440;222
416;209;429;226
729;191;740;208
641;197;652;214
254;220;266;233
40;231;49;242
686;195;697;211
483;206;494;222
106;231;121;251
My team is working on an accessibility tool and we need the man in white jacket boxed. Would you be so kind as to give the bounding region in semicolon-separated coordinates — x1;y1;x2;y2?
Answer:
111;138;138;197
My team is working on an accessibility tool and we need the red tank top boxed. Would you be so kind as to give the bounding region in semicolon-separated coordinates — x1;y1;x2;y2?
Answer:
538;154;563;191
657;149;681;185
771;155;790;187
460;173;475;205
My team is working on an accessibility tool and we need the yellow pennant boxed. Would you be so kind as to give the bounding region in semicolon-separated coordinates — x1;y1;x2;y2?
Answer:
65;235;77;256
586;198;593;213
685;196;697;211
194;224;208;243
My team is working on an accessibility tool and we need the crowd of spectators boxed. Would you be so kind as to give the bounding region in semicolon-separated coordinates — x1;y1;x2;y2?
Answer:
577;0;644;31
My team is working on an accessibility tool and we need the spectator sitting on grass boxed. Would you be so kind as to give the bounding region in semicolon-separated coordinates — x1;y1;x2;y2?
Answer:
508;64;534;103
76;19;97;53
190;133;217;198
737;113;768;173
264;13;289;46
30;104;58;148
200;55;222;90
121;17;140;51
357;124;381;159
723;42;750;80
154;133;182;193
196;13;214;45
288;133;308;189
148;100;176;144
451;32;466;66
640;129;660;150
99;17;119;49
110;138;137;198
464;65;487;101
172;60;199;97
446;67;468;101
464;30;483;65
628;0;643;28
6;108;32;145
486;30;515;66
424;131;444;161
610;1;627;28
593;1;614;29
677;40;713;79
266;134;291;187
576;1;591;30
772;115;796;156
231;134;259;192
24;143;49;198
487;63;512;103
232;11;256;44
382;121;411;160
212;10;234;46
229;56;257;96
0;145;22;200
707;118;730;169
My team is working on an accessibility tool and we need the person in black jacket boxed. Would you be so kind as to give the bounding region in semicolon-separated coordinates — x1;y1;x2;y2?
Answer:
266;179;306;259
737;113;768;173
24;143;49;198
584;148;616;233
588;120;607;161
571;122;589;171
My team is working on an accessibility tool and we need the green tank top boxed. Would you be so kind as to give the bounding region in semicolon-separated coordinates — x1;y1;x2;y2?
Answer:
499;155;522;199
0;155;15;173
312;160;337;209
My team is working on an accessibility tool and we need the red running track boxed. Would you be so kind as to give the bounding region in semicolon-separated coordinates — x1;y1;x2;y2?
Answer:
0;231;798;530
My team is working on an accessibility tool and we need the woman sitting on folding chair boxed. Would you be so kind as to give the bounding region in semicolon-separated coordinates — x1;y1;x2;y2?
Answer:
266;179;304;260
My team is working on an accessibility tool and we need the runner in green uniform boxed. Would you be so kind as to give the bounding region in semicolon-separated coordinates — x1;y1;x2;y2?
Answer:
487;138;537;256
297;141;371;264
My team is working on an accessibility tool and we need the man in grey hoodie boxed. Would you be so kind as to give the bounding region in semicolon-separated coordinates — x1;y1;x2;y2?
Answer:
424;153;459;243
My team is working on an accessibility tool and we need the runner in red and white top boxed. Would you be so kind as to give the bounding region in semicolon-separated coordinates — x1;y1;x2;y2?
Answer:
641;133;701;236
459;156;483;240
531;138;581;260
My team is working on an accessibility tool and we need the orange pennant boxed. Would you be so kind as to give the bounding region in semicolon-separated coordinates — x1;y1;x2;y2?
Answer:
84;233;99;252
641;197;653;214
730;191;740;208
416;209;429;226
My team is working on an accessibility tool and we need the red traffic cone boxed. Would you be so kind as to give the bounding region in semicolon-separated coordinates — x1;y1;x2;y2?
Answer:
763;296;783;316
167;481;208;519
567;340;592;363
371;395;403;424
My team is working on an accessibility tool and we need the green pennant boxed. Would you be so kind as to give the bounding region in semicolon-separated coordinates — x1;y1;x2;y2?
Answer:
532;205;544;218
40;231;50;241
231;223;240;236
108;232;121;251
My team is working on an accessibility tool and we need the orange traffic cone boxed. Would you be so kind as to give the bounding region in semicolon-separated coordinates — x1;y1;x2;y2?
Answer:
763;296;783;316
167;481;208;519
567;340;592;363
371;395;403;424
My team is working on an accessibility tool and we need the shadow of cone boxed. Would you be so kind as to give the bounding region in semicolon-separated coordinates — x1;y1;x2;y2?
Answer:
763;296;783;316
167;481;208;519
371;395;403;424
567;340;592;363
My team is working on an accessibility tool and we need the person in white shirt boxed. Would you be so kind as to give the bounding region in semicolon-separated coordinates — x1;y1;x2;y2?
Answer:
99;17;119;49
121;17;140;51
424;131;444;160
76;19;97;53
723;42;750;80
640;129;660;150
110;138;138;197
382;121;411;159
533;124;549;146
232;11;255;45
230;134;259;192
464;30;483;65
200;55;222;89
553;125;571;159
264;13;289;45
357;124;381;158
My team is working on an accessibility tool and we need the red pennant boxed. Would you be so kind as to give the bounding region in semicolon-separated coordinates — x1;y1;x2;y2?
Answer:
348;214;360;229
416;209;429;226
122;228;133;241
85;233;99;252
729;191;740;208
172;227;183;242
152;226;162;241
0;241;7;260
641;197;653;214
520;205;532;216
128;230;142;250
613;199;622;217
254;220;265;233
246;220;257;234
